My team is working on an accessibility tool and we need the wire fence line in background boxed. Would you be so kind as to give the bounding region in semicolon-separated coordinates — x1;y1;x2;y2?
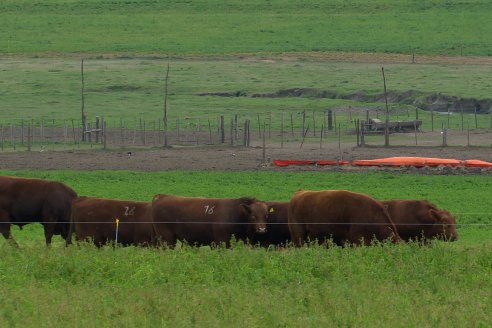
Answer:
1;109;492;152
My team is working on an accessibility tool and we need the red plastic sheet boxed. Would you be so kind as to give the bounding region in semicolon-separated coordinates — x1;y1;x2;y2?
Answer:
462;159;492;168
273;157;492;168
352;157;462;167
272;160;349;167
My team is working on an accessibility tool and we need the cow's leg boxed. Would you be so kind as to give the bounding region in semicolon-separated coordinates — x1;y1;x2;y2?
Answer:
288;222;306;247
153;225;176;248
41;206;59;246
43;222;56;246
347;226;368;246
0;210;18;247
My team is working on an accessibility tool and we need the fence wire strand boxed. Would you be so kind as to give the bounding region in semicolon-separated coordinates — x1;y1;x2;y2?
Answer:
4;221;492;226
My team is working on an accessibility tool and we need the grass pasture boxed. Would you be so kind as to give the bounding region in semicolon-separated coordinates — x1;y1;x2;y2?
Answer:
1;0;492;56
2;0;492;325
1;57;492;137
1;170;491;326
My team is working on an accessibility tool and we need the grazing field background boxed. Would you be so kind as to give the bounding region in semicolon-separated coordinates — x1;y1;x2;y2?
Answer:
0;170;491;326
1;58;492;134
2;0;492;325
1;0;492;56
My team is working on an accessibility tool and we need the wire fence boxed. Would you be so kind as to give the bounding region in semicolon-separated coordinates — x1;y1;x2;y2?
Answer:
1;109;492;153
7;221;492;226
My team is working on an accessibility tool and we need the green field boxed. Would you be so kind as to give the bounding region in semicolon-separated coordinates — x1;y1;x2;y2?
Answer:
1;170;491;326
2;0;492;325
1;58;492;134
1;0;492;56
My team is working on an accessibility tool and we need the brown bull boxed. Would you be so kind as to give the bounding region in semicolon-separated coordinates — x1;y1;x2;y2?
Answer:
151;195;268;246
382;199;458;241
289;190;400;246
67;197;154;247
0;176;77;246
252;201;291;247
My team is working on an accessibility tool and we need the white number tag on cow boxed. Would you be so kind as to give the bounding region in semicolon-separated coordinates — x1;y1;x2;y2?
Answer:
204;205;216;215
124;206;136;216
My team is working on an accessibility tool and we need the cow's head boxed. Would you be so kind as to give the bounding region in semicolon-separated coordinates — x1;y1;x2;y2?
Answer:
240;200;268;234
428;209;458;241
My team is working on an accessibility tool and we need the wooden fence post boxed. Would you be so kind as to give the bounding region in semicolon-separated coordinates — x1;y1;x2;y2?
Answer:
103;121;107;149
71;119;77;149
143;120;147;146
120;118;124;147
460;103;464;131
290;113;294;136
230;117;234;146
414;120;418;145
360;120;365;146
0;125;4;151
300;124;309;149
220;116;225;144
328;110;333;131
27;124;31;151
356;119;360;147
441;122;447;146
431;109;434;132
301;110;306;136
281;111;284;149
262;122;266;163
334;112;337;134
63;120;67;148
234;114;238;140
257;114;261;138
176;117;180;140
474;106;478;128
21;119;24;146
96;116;100;143
10;124;16;150
312;110;316;136
41;119;45;145
338;123;341;159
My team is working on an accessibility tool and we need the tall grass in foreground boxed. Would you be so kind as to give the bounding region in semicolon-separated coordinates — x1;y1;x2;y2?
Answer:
0;242;490;327
0;169;491;325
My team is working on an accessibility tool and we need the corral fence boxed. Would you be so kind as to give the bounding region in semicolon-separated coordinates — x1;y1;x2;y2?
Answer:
1;107;492;153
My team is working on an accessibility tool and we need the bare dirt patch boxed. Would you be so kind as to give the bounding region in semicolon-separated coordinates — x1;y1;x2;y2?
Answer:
1;137;492;175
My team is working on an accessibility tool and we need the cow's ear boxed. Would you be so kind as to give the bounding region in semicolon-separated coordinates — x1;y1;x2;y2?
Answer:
428;209;440;222
240;204;252;215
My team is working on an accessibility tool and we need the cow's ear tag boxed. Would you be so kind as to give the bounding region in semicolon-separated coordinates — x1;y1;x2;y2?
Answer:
269;208;274;213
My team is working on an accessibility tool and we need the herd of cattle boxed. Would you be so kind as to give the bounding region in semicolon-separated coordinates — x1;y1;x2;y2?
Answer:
0;175;458;248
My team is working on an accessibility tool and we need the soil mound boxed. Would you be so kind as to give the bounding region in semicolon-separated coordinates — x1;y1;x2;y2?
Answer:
197;88;491;113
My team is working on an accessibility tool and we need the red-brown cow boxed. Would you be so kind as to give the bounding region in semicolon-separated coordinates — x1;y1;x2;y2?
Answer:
289;190;400;246
67;197;154;247
0;176;77;246
151;195;268;247
252;201;291;247
382;199;458;242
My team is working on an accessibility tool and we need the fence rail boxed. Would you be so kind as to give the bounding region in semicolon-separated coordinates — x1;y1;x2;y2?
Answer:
1;110;492;152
